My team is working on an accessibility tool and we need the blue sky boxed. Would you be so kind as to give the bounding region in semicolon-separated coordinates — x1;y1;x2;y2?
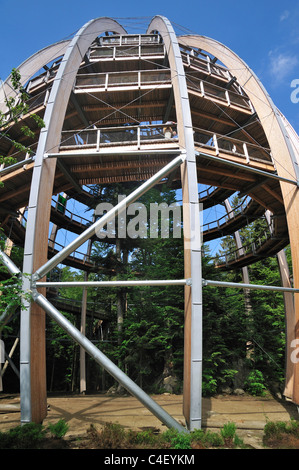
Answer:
1;0;298;133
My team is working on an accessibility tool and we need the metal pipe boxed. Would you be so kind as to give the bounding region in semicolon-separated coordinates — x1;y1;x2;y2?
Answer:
33;154;185;280
203;278;299;293
0;249;21;276
4;351;20;379
0;251;31;423
36;279;189;288
0;157;34;177
33;290;187;433
46;149;181;158
196;151;299;186
0;303;18;331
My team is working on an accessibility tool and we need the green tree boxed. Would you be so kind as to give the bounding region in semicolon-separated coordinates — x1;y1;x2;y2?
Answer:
0;69;45;182
214;196;288;392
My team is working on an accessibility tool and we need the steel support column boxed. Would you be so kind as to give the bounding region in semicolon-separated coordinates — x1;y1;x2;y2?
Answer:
148;16;202;430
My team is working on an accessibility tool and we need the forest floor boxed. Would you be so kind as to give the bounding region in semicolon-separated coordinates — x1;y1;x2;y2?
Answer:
0;392;299;449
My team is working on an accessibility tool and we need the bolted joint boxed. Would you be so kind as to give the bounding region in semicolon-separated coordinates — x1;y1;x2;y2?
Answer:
32;272;41;282
31;287;39;301
30;276;39;301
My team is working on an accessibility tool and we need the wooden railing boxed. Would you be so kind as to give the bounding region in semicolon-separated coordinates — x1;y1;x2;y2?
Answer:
59;123;272;168
59;124;178;150
75;69;171;90
194;127;272;164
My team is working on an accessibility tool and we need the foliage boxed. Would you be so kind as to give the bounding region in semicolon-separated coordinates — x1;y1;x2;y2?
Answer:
263;419;299;449
246;258;286;387
264;419;299;440
86;185;186;391
88;422;126;449
0;423;46;449
47;419;69;438
0;68;45;187
81;422;246;449
0;272;32;344
197;429;224;447
220;421;244;446
162;428;192;449
0;276;23;314
220;421;237;439
244;369;267;396
0;228;24;270
213;196;288;393
0;419;70;449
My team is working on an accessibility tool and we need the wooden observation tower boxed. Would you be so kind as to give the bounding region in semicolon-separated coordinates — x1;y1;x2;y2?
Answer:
0;16;298;431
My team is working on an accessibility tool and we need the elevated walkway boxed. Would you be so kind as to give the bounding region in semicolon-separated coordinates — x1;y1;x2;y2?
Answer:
202;198;266;242
198;186;235;208
48;295;111;321
215;213;289;270
47;241;100;273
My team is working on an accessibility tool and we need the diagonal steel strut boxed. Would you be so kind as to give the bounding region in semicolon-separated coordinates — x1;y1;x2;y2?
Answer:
33;290;187;433
0;249;187;433
33;153;185;281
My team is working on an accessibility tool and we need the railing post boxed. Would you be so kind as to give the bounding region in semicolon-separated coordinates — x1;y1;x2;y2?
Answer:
206;55;211;74
243;143;250;164
225;90;231;106
43;89;50;107
96;129;101;152
213;134;219;155
200;80;205;96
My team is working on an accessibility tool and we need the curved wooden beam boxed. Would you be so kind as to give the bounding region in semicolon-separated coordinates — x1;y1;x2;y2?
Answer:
20;17;126;424
0;40;70;113
180;34;299;404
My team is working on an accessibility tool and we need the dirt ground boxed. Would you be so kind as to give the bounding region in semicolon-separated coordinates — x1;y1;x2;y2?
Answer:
0;392;298;449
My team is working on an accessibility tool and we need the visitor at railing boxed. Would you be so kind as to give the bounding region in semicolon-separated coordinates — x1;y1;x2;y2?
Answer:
163;121;177;139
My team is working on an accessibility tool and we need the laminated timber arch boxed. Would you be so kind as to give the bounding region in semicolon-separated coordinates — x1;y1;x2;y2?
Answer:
21;17;127;424
180;34;299;404
0;40;70;114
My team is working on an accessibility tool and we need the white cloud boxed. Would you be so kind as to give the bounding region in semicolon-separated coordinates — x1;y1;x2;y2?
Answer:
280;10;290;21
269;52;298;84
